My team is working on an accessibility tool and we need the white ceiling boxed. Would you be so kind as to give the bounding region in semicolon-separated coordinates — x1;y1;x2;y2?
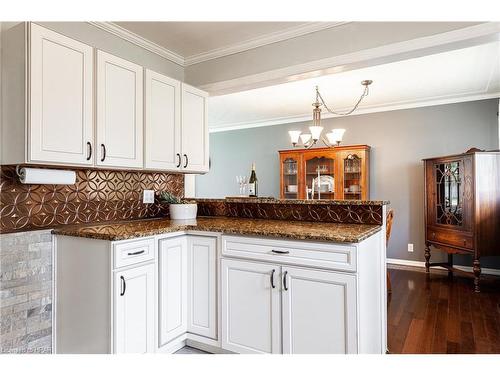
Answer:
208;42;500;131
115;21;319;60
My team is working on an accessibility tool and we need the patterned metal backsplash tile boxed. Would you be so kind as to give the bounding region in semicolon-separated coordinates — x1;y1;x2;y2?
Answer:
197;200;383;225
0;165;184;233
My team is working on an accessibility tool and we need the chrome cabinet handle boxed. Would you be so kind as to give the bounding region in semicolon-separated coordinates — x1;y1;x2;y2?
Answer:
176;153;181;168
270;269;276;289
127;250;145;256
120;276;126;296
183;154;188;168
283;271;288;291
86;142;92;161
100;144;106;162
272;249;290;255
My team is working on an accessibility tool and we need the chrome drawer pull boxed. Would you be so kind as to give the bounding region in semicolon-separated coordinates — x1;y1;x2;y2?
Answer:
272;249;290;254
127;250;145;256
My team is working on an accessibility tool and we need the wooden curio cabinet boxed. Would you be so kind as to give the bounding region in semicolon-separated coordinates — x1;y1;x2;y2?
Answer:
279;145;370;200
423;149;500;292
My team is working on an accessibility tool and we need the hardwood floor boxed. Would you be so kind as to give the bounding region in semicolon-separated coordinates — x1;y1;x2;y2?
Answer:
388;267;500;354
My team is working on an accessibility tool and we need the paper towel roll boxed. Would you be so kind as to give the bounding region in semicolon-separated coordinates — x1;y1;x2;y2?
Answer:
19;168;76;185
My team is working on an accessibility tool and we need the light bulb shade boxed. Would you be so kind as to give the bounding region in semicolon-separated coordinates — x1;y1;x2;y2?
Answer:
300;133;312;144
309;126;323;141
326;128;346;145
288;130;302;145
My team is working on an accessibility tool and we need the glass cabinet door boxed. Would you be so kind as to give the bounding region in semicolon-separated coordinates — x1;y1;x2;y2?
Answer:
282;157;300;199
305;155;335;199
434;160;463;226
343;154;362;200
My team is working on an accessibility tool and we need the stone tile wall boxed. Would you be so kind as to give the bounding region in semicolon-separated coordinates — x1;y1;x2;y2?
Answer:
0;230;52;353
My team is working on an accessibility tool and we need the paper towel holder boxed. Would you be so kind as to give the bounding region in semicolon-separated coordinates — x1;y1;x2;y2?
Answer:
15;165;24;179
15;165;77;185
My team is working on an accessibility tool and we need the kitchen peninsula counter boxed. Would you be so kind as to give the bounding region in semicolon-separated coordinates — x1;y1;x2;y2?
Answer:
53;216;381;243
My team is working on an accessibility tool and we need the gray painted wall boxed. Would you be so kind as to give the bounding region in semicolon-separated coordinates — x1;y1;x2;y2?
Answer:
196;99;500;268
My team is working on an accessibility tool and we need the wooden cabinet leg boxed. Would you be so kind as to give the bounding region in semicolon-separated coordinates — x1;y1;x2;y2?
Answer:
424;245;431;273
448;253;453;278
473;258;481;293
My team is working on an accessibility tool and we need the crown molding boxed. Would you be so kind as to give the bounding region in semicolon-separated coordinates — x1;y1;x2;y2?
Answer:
88;21;185;66
208;91;500;133
183;22;350;66
201;22;500;96
88;21;350;68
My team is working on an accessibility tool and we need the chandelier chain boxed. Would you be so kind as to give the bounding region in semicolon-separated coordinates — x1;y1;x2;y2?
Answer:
316;84;370;116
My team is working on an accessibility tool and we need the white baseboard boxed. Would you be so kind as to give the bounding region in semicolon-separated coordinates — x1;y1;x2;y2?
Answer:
386;258;500;276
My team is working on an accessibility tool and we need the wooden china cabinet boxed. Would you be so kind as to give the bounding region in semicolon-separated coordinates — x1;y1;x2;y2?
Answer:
279;145;370;200
423;149;500;292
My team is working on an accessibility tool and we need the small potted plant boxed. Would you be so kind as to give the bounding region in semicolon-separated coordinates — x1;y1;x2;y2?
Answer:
159;191;198;220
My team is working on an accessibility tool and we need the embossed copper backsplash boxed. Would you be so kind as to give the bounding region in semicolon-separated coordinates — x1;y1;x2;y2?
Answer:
0;165;184;233
197;199;384;225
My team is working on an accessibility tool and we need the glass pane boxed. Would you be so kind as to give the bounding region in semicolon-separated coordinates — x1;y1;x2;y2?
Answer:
435;161;463;226
343;154;362;200
305;156;335;199
283;157;299;199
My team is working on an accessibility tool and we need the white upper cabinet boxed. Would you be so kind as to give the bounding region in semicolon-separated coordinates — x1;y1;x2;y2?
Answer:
281;266;357;354
2;23;209;172
96;50;143;168
181;83;209;173
144;69;181;170
29;23;94;165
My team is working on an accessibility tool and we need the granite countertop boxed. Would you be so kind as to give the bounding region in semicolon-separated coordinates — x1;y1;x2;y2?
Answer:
52;216;382;243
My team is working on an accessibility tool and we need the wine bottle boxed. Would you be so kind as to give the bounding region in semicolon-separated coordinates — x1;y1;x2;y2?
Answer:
248;162;258;197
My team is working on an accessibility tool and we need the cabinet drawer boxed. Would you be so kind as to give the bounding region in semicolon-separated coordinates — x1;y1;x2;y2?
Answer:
113;238;155;269
427;227;473;250
222;235;356;272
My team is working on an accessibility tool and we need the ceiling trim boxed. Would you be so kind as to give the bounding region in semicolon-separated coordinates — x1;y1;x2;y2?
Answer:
88;21;350;68
88;21;185;66
209;92;500;133
201;22;500;96
183;22;350;66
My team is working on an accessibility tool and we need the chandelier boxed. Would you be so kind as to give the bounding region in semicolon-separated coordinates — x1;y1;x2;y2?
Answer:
289;80;373;148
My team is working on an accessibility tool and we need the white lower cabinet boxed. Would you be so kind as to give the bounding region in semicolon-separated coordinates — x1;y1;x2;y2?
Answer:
55;231;384;354
114;263;155;353
221;259;281;354
158;236;188;346
158;235;218;350
187;236;217;339
221;260;358;354
281;267;357;354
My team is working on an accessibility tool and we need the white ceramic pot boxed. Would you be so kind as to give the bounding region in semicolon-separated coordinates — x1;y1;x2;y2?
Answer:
169;203;198;220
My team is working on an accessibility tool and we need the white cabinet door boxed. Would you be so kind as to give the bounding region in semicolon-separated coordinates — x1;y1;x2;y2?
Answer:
144;69;181;171
158;236;187;346
187;236;217;339
180;83;209;173
29;23;93;165
281;266;357;354
221;259;281;354
96;50;143;168
114;263;155;353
